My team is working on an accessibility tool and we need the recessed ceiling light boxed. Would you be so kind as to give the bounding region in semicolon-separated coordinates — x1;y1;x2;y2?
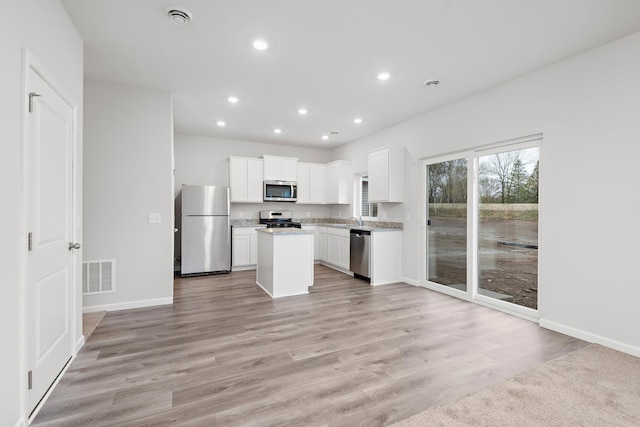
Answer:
377;72;390;81
274;128;282;134
298;108;308;115
227;96;239;103
252;39;269;51
424;79;440;87
216;120;226;127
322;135;329;140
354;118;363;124
166;6;193;25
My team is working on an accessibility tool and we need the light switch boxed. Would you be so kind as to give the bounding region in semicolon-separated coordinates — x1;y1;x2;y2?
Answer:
148;213;161;224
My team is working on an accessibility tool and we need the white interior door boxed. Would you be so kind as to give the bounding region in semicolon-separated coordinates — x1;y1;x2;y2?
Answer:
27;62;76;415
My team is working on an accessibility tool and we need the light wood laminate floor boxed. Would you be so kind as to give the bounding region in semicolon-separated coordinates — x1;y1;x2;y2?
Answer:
33;265;587;426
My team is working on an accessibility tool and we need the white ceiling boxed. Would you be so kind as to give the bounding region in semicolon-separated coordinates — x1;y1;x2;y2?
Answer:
61;0;640;149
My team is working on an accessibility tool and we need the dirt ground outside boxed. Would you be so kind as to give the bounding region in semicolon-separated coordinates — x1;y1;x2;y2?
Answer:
428;216;538;310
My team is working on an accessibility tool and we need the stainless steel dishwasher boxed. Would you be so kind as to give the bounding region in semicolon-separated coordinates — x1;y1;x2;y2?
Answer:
350;229;371;281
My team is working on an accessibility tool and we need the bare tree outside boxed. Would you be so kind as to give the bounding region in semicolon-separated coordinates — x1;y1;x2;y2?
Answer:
478;147;539;309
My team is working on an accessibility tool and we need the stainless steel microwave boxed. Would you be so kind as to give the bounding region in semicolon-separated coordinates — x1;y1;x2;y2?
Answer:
264;180;297;202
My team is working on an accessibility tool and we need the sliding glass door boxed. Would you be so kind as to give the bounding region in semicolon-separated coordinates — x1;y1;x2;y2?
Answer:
477;146;539;310
423;137;541;317
425;157;468;292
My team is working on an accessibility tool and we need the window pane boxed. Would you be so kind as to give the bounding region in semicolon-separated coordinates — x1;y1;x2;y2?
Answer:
478;147;539;309
371;203;378;217
360;176;377;218
426;158;468;290
361;179;369;216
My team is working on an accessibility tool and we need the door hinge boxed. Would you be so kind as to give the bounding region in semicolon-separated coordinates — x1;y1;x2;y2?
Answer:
28;232;33;251
28;92;42;113
28;370;33;390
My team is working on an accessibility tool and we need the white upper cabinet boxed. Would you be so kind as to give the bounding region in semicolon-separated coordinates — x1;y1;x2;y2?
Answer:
229;156;263;203
368;146;404;202
325;160;351;204
297;162;326;204
263;155;298;181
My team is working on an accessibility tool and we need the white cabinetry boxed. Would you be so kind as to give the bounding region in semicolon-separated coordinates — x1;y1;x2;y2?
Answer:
368;146;404;202
301;225;319;259
325;227;350;271
229;156;263;203
232;226;265;270
297;162;326;204
317;227;328;261
325;160;351;204
263;155;298;181
369;230;402;285
256;230;314;298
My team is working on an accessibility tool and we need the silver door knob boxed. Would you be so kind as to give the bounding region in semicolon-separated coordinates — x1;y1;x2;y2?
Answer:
68;242;81;251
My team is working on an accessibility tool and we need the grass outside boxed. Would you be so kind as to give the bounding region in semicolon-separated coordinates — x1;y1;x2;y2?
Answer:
429;203;538;221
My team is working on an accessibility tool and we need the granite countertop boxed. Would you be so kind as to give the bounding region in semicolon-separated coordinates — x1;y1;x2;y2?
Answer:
231;222;264;228
256;228;314;235
305;223;401;232
231;218;402;231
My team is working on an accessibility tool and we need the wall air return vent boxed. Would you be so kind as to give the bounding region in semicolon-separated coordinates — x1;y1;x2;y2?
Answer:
166;6;193;25
82;259;116;295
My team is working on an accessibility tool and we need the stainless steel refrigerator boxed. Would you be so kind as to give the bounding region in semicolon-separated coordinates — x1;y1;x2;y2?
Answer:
179;185;230;275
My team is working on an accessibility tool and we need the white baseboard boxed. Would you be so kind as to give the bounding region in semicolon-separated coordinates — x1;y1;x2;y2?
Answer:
401;276;420;286
75;335;85;353
539;318;640;358
255;281;273;298
231;265;256;272
83;297;173;313
318;262;353;276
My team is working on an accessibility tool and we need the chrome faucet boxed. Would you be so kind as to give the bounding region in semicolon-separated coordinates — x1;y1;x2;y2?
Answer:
351;216;363;226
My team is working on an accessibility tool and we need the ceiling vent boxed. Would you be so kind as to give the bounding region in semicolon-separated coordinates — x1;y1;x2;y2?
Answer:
166;6;193;25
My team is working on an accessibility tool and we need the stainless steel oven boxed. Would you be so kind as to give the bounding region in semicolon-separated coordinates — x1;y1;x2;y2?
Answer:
264;180;297;202
259;210;301;228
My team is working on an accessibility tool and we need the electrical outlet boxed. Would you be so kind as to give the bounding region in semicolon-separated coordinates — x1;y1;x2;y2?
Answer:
306;211;310;217
239;211;244;218
148;213;161;224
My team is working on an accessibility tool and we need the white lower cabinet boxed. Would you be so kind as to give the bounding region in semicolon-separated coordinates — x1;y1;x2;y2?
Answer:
325;227;350;271
232;226;265;269
369;230;402;285
338;236;350;269
327;234;340;265
318;227;328;261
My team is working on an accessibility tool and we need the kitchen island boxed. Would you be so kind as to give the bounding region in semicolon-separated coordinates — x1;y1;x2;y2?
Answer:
256;228;314;298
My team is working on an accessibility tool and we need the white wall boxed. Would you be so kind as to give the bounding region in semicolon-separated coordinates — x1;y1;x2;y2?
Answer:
332;31;640;356
0;0;83;424
83;80;174;312
174;133;333;220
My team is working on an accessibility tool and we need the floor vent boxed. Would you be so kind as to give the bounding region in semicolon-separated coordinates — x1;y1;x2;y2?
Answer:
82;259;116;294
